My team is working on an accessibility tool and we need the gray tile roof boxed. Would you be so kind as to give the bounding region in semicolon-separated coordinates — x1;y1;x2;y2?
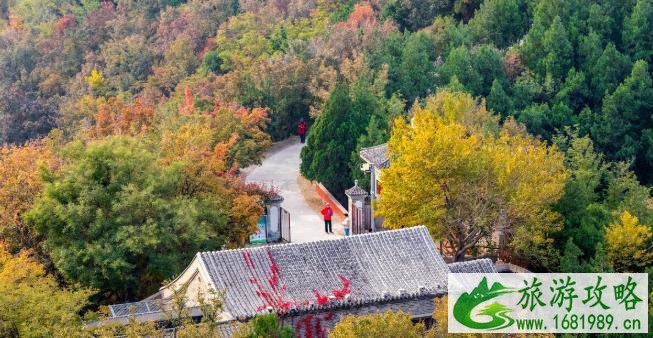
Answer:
199;226;449;319
345;180;368;197
447;258;497;273
108;300;165;318
359;143;389;168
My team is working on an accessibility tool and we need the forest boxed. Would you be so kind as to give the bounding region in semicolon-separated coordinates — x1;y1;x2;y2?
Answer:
0;0;652;335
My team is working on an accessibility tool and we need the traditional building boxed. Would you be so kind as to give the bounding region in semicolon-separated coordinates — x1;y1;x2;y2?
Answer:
351;143;390;234
103;226;497;336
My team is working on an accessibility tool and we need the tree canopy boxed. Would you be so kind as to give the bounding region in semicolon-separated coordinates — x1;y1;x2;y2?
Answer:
0;244;91;337
26;136;264;300
329;311;425;338
377;90;568;263
605;211;653;272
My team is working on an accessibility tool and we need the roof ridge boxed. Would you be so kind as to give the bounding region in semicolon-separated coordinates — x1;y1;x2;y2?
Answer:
199;226;430;256
359;143;388;151
345;184;368;196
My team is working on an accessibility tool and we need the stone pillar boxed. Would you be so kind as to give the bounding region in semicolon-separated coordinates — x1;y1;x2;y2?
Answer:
345;180;369;235
265;194;284;242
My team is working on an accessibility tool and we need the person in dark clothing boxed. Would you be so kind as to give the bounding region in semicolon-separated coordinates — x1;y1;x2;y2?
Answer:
298;118;307;143
321;203;333;233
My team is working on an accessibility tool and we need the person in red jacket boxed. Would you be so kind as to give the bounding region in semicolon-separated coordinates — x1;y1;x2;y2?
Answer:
321;203;333;234
298;118;307;143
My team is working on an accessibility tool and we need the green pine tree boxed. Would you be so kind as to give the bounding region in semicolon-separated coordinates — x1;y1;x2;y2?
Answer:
350;94;405;192
301;82;367;200
487;79;513;117
468;0;528;48
590;42;631;104
398;32;436;102
623;0;653;63
542;16;572;81
269;25;289;54
439;46;483;95
554;68;588;112
560;238;586;272
446;75;467;93
592;60;653;170
589;242;613;273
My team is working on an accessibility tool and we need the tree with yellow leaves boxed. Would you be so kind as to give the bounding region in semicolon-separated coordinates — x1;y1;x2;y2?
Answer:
376;90;568;264
84;69;106;93
329;311;425;338
605;211;653;272
0;244;91;337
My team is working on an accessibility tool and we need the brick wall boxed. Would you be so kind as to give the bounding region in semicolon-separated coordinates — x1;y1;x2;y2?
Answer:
313;182;347;220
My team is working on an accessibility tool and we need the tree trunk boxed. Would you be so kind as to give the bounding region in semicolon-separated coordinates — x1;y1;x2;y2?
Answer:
454;247;466;262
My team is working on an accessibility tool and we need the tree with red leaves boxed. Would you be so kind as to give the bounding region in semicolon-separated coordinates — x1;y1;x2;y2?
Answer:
91;97;155;138
54;14;76;33
341;2;376;30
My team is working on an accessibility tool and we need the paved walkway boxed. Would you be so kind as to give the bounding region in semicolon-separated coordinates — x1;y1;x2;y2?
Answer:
245;138;341;243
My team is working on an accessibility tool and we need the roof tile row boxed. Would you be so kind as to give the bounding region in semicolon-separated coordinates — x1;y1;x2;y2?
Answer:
108;227;498;320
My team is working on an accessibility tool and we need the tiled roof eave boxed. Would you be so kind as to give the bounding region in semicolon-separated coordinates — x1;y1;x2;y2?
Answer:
359;143;389;167
345;185;368;197
244;290;445;320
447;258;498;274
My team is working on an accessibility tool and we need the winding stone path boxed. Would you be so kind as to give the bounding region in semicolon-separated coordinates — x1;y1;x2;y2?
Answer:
245;137;341;243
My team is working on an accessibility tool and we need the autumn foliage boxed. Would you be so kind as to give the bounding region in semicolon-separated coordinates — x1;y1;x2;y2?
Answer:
605;211;653;272
2;0;653;334
329;311;425;338
161;87;271;171
0;244;91;337
92;98;155;138
340;3;376;30
0;141;57;255
377;90;568;263
0;74;273;304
